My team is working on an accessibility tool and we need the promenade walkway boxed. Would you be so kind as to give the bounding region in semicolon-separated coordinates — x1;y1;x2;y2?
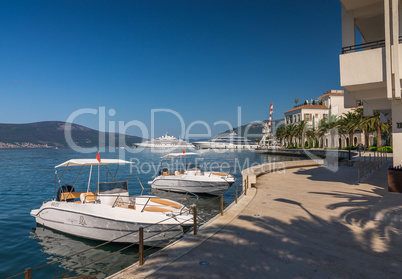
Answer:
111;159;402;278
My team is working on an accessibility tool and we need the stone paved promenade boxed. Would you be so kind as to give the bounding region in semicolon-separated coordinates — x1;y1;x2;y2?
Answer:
111;159;402;279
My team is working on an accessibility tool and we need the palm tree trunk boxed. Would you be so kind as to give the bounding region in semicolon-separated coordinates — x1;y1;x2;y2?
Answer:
377;119;382;148
377;124;382;148
364;129;369;148
349;132;353;147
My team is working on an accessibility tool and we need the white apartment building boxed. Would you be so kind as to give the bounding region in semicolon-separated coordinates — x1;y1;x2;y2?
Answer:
317;90;353;117
285;104;328;130
339;0;401;165
284;90;363;147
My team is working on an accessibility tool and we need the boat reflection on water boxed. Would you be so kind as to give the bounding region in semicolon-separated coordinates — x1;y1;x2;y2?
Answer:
31;226;158;278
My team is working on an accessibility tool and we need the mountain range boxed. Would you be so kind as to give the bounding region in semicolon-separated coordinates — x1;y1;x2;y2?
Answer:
0;121;142;148
219;119;285;139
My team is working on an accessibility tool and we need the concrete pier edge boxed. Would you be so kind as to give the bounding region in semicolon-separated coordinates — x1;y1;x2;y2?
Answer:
108;159;323;279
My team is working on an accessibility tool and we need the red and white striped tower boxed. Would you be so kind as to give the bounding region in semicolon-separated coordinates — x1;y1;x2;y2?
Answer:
260;102;274;147
267;102;273;137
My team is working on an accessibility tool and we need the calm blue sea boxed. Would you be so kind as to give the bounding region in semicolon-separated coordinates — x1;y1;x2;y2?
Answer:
0;148;301;278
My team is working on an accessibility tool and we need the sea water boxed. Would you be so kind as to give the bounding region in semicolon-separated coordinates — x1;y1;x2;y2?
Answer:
0;148;301;278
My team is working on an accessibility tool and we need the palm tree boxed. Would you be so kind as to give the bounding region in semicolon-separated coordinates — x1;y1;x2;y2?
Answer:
275;125;286;147
305;129;316;148
361;110;389;148
319;115;338;148
295;121;307;147
294;98;299;105
317;118;328;148
285;124;297;147
355;108;370;147
338;111;360;147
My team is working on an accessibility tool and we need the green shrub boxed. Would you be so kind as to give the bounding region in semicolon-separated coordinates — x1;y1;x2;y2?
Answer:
368;146;377;151
378;146;393;153
341;146;358;150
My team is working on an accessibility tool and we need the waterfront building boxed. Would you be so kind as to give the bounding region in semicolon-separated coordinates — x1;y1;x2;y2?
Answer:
284;90;364;148
339;0;401;165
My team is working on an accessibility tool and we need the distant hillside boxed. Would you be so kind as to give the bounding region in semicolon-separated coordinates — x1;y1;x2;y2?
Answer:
219;119;285;140
0;121;142;148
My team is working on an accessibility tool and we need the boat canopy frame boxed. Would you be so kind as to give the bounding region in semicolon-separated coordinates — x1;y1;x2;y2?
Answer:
54;159;135;200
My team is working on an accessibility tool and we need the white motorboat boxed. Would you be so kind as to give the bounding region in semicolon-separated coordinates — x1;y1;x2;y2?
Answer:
192;131;258;150
134;133;195;150
30;158;193;247
148;153;235;195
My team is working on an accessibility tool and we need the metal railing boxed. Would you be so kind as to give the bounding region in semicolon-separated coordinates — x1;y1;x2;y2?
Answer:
8;182;244;279
342;36;402;54
357;150;387;183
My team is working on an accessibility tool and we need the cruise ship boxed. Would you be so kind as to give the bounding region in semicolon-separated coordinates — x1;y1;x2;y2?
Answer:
133;133;195;149
192;131;258;150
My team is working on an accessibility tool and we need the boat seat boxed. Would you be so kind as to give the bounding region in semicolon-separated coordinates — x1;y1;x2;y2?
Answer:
212;172;228;177
150;198;182;209
143;206;172;212
80;192;97;203
175;171;184;175
60;191;85;201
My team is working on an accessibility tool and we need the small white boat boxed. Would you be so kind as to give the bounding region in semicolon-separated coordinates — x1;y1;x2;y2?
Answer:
148;153;235;195
30;158;193;247
134;133;195;150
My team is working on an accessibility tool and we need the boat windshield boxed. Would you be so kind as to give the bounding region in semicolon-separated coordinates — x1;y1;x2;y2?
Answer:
98;181;128;194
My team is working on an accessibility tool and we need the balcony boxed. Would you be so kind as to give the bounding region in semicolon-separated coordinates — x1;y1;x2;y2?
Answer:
340;45;385;90
340;37;402;91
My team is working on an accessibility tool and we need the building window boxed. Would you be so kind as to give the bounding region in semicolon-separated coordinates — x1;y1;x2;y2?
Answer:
304;113;312;121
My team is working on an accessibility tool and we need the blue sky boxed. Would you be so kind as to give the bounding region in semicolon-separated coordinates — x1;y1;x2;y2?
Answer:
0;0;342;138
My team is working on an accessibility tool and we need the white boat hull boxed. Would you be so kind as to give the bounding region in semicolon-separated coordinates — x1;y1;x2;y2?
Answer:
149;175;234;196
192;141;258;150
31;200;192;247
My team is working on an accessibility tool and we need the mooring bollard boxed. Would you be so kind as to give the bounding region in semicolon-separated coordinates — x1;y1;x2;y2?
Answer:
364;156;367;177
193;206;197;235
358;158;360;183
244;177;248;196
235;184;238;204
220;194;224;216
25;268;32;279
139;227;144;266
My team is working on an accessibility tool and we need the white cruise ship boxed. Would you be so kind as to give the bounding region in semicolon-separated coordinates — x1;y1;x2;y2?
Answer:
192;131;258;150
134;133;195;149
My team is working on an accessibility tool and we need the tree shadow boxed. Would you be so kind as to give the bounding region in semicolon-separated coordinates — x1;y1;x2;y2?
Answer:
146;207;402;279
293;166;360;186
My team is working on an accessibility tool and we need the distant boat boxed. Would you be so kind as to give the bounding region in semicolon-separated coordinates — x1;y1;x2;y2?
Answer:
192;131;258;150
133;133;195;150
148;152;235;196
